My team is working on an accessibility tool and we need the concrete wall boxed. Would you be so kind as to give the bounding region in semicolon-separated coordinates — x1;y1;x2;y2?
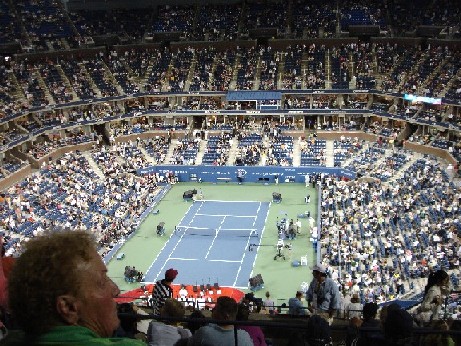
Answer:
404;141;458;166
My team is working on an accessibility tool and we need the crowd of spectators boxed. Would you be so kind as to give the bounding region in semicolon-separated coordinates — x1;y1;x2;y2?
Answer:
189;48;215;92
0;0;460;343
300;137;327;166
0;151;163;257
202;133;232;166
0;0;459;58
319;157;461;309
258;46;280;90
235;47;258;90
333;136;363;167
292;0;336;38
0;42;460;121
0;109;460;344
169;138;200;165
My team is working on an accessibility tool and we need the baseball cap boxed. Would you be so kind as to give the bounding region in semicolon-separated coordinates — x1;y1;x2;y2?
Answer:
165;268;178;281
311;264;327;274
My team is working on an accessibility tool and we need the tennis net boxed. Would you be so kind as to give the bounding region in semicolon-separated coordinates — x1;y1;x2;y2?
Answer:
174;226;258;238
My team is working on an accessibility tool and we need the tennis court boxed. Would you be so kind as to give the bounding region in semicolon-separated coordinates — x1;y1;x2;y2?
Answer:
144;200;270;288
108;183;315;301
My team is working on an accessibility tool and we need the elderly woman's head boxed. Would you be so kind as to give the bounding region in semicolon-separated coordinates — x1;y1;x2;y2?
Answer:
8;231;120;339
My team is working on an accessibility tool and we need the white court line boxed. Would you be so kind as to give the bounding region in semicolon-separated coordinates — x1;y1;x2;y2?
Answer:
146;202;196;280
169;258;199;261
153;201;205;282
248;202;271;284
208;259;242;263
232;247;246;287
234;201;262;288
255;202;261;219
196;213;257;218
201;200;264;203
205;216;226;260
178;226;257;232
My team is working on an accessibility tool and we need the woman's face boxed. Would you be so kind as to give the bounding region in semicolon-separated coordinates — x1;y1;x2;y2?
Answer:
75;249;121;337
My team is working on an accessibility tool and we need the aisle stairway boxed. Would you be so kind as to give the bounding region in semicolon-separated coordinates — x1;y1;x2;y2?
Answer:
194;140;208;165
164;140;177;164
226;138;239;165
292;138;301;167
386;151;422;184
82;151;105;180
325;140;335;167
139;147;156;165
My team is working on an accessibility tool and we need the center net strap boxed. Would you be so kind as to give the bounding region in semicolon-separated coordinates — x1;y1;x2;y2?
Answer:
175;226;258;238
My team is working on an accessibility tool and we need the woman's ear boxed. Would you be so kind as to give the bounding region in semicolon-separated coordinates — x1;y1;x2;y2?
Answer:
56;295;80;325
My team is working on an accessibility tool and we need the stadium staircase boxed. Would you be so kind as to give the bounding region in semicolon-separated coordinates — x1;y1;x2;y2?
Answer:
184;59;196;92
292;138;301;167
164;140;177;164
100;60;124;95
54;64;78;101
254;56;262;90
82;151;105;179
300;54;309;89
141;61;155;92
277;53;285;89
194;140;207;165
8;71;26;101
226;138;239;165
207;56;218;88
35;71;56;105
325;140;335;167
228;54;240;90
386;151;422;183
79;63;102;98
325;49;332;89
138;146;156;165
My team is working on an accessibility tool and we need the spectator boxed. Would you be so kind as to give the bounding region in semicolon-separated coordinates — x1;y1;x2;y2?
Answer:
187;296;252;346
383;308;414;346
288;314;333;346
421;320;455;346
147;298;191;346
263;291;275;315
236;302;267;346
450;319;461;346
116;303;139;339
151;268;178;316
288;291;306;316
185;310;206;335
3;230;144;345
346;293;363;319
415;270;450;325
306;264;341;321
345;317;362;346
351;302;385;346
0;237;14;319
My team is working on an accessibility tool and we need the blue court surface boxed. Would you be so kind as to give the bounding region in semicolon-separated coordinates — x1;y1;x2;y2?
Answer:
144;200;270;289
